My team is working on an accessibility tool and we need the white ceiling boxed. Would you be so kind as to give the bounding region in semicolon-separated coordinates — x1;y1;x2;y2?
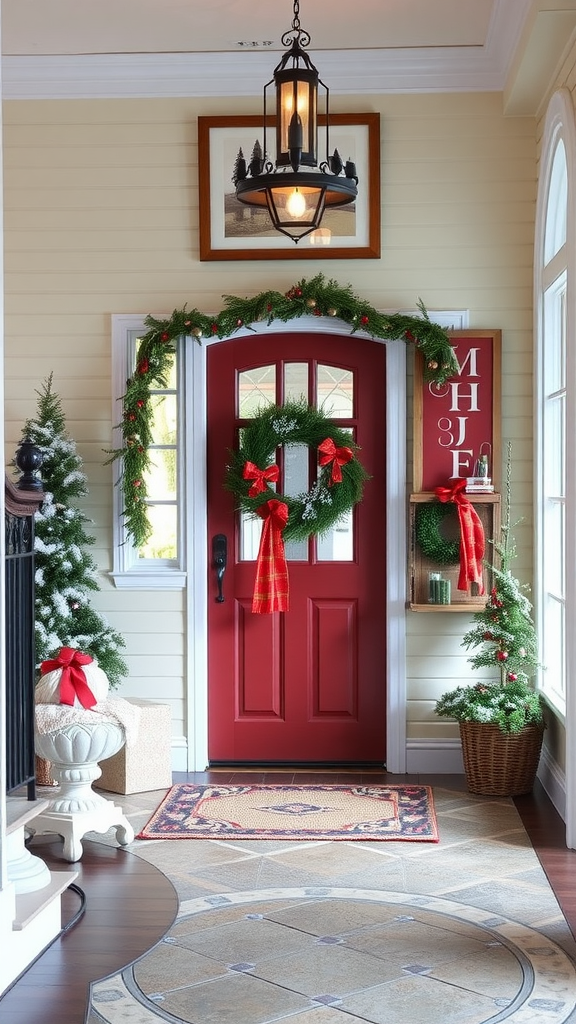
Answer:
1;0;576;112
1;0;499;56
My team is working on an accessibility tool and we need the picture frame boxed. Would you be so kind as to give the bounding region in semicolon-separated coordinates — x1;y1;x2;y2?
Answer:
413;330;502;493
198;112;381;261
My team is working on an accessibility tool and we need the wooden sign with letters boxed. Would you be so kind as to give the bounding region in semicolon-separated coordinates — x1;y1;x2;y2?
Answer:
413;330;501;493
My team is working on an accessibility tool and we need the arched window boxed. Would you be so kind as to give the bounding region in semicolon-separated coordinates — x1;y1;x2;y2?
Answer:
534;89;576;721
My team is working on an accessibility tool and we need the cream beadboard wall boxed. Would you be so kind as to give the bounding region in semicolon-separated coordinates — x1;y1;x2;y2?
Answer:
2;91;536;768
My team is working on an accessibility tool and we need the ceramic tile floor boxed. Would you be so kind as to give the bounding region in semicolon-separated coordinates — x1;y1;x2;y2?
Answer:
86;781;576;1024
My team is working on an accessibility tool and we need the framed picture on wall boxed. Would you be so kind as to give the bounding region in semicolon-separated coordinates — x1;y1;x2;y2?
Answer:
197;112;381;261
413;330;502;493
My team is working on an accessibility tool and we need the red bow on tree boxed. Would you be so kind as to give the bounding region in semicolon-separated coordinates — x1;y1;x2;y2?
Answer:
242;461;280;497
434;478;485;594
318;438;354;485
40;647;96;708
252;499;289;614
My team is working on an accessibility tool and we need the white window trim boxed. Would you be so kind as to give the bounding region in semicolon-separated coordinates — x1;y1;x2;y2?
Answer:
534;88;576;844
110;314;187;589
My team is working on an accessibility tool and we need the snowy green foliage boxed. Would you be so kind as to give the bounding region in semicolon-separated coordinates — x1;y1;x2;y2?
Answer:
435;444;543;733
21;374;128;688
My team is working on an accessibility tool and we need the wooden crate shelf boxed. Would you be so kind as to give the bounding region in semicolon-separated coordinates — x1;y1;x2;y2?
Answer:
409;492;501;611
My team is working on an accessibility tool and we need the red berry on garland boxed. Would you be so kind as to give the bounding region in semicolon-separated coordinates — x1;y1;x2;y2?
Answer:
361;314;369;325
405;330;415;342
137;399;145;408
161;332;170;342
137;357;149;374
211;323;218;334
128;413;136;421
507;672;518;681
496;650;508;661
133;479;141;488
313;308;321;316
483;631;493;640
237;318;243;326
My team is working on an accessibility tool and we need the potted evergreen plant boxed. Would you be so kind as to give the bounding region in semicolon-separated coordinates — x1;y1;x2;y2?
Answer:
434;445;545;796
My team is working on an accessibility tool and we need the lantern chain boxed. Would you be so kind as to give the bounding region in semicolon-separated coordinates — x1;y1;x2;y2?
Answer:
282;0;310;49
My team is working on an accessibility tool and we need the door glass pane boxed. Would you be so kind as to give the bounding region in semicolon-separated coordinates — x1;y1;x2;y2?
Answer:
317;510;354;561
240;513;262;561
317;365;354;417
284;442;308;561
284;363;308;403
238;365;275;417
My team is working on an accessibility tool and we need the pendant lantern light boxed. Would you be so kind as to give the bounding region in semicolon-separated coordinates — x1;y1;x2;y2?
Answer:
233;0;358;243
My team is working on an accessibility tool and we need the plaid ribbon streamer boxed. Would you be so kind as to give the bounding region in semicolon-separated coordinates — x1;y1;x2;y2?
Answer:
252;499;290;614
434;478;485;594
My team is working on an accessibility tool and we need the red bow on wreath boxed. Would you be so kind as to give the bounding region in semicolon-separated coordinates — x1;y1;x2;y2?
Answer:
434;479;485;594
318;437;354;484
40;646;96;708
242;461;280;497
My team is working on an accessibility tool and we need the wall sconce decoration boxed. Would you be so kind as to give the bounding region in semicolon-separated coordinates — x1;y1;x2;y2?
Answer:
233;0;359;243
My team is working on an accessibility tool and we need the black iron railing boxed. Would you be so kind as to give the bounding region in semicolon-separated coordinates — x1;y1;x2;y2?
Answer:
5;443;43;799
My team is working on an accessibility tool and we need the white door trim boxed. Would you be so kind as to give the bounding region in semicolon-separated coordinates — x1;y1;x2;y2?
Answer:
186;316;407;772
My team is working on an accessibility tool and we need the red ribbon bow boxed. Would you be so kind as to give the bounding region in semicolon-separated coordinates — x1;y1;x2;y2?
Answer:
435;478;485;594
243;461;280;498
252;499;289;614
318;438;354;485
40;647;96;709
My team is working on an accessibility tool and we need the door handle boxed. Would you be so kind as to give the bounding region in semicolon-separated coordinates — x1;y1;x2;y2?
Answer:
212;534;227;603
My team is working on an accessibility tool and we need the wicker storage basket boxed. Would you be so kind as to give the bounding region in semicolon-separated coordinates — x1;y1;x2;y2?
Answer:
459;721;544;797
35;754;56;787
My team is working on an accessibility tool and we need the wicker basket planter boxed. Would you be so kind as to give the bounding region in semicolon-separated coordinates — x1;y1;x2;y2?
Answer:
459;721;544;797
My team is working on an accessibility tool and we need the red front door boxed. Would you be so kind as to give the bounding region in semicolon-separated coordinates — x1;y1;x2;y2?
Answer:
207;331;387;764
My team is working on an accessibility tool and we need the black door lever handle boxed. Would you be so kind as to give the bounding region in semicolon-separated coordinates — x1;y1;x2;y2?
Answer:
212;534;227;603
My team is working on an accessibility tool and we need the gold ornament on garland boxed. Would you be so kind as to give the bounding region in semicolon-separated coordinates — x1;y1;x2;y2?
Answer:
106;274;458;549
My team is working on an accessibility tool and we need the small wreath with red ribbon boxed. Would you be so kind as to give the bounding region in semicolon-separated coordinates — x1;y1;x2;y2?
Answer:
225;401;369;613
415;480;486;594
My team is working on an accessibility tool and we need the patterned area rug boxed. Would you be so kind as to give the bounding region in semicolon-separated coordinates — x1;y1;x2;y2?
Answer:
136;783;439;841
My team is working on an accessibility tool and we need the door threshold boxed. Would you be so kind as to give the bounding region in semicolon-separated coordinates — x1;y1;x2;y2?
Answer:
207;762;387;771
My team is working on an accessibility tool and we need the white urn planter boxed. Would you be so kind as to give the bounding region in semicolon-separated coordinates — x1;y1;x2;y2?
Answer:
31;720;134;862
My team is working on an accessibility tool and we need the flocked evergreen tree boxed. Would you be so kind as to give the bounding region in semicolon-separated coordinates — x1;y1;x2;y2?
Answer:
435;443;543;733
460;444;539;687
20;374;128;688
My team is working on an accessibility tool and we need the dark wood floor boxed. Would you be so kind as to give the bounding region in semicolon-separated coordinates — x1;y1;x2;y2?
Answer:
1;772;575;1024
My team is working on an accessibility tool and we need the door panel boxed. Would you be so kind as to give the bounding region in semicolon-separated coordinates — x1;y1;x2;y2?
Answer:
207;331;386;763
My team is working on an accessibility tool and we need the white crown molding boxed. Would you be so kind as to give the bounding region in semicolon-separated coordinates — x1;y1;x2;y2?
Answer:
1;0;532;100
